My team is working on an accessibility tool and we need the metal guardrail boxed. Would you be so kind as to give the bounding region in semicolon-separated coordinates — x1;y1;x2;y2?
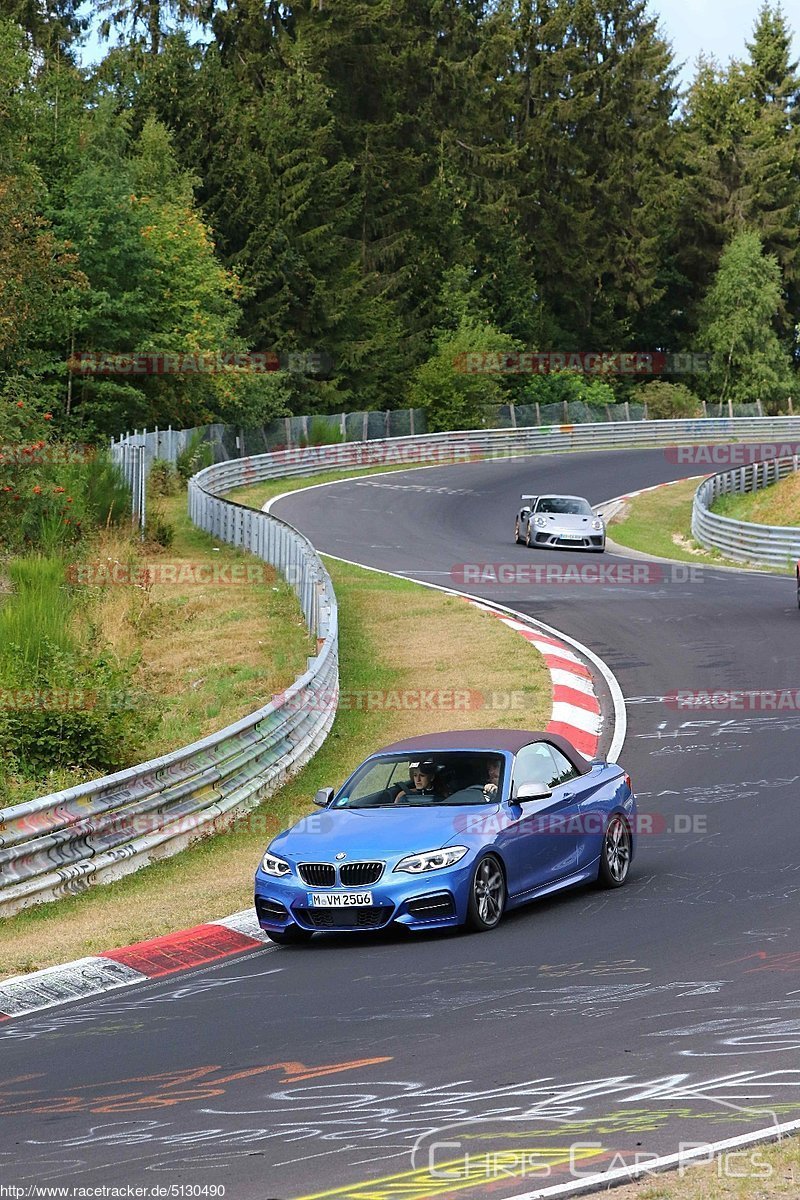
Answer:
0;462;338;918
692;456;800;567
5;415;800;916
172;417;800;490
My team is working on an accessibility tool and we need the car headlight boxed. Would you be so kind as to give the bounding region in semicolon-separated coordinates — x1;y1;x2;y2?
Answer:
592;517;604;531
535;516;546;527
394;846;469;874
260;851;291;877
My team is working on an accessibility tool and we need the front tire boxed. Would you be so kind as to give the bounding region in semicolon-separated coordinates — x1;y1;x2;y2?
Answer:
514;518;523;545
465;855;506;931
597;815;632;888
525;522;536;548
267;925;314;945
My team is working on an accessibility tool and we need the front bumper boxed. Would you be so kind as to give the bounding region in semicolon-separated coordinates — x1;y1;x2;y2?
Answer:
532;530;605;550
254;860;474;934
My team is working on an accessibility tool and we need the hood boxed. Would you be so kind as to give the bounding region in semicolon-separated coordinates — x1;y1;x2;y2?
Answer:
270;804;501;860
538;512;597;530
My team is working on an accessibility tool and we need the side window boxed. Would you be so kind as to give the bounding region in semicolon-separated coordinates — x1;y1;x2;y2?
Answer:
512;743;559;792
545;745;581;788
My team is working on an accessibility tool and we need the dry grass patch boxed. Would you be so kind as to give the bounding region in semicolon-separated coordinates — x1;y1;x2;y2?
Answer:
0;557;551;977
712;470;800;528
605;1134;799;1199
608;479;778;571
74;494;313;751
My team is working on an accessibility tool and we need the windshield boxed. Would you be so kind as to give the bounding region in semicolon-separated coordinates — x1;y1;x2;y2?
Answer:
334;752;505;808
536;497;592;515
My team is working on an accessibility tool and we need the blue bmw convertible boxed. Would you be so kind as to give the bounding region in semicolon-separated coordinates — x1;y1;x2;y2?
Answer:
254;729;637;942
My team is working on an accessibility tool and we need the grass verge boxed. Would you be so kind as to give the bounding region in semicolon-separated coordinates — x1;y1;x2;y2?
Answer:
607;479;778;571
0;494;312;806
605;1135;799;1198
0;557;550;978
711;470;800;527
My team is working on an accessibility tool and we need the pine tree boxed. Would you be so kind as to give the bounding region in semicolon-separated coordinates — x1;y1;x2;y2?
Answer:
696;229;792;413
513;0;680;349
97;0;204;56
678;6;800;340
3;0;86;60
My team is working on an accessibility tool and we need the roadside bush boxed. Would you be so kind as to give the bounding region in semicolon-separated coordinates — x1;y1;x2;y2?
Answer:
148;457;181;497
144;506;174;547
83;453;133;525
0;652;156;775
632;381;702;419
521;370;618;410
302;416;345;446
1;398;131;552
409;317;521;432
176;429;213;481
0;556;159;775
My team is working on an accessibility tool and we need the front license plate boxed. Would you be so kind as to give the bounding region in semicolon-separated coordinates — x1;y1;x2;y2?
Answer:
310;892;373;907
560;532;583;540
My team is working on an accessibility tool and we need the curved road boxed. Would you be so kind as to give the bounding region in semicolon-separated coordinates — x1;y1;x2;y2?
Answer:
2;448;799;1200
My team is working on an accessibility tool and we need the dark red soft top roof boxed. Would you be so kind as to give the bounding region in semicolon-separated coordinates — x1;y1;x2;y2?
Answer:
379;728;592;774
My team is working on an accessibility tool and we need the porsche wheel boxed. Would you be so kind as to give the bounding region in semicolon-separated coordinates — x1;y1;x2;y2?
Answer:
525;522;536;548
597;815;631;888
465;855;506;931
514;518;523;545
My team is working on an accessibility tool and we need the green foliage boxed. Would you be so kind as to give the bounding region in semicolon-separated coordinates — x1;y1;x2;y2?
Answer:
83;452;132;527
696;229;793;409
676;6;800;339
0;557;74;674
632;381;703;419
2;2;800;433
410;317;520;432
175;429;213;481
301;417;345;447
148;457;181;497
144;507;174;547
0;555;155;775
0;397;131;554
0;649;154;776
522;372;618;411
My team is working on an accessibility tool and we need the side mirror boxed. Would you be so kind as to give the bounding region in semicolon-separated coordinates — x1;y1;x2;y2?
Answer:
313;787;334;808
515;780;553;802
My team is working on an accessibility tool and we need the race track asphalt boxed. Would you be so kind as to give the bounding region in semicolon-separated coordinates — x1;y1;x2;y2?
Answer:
2;447;798;1200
